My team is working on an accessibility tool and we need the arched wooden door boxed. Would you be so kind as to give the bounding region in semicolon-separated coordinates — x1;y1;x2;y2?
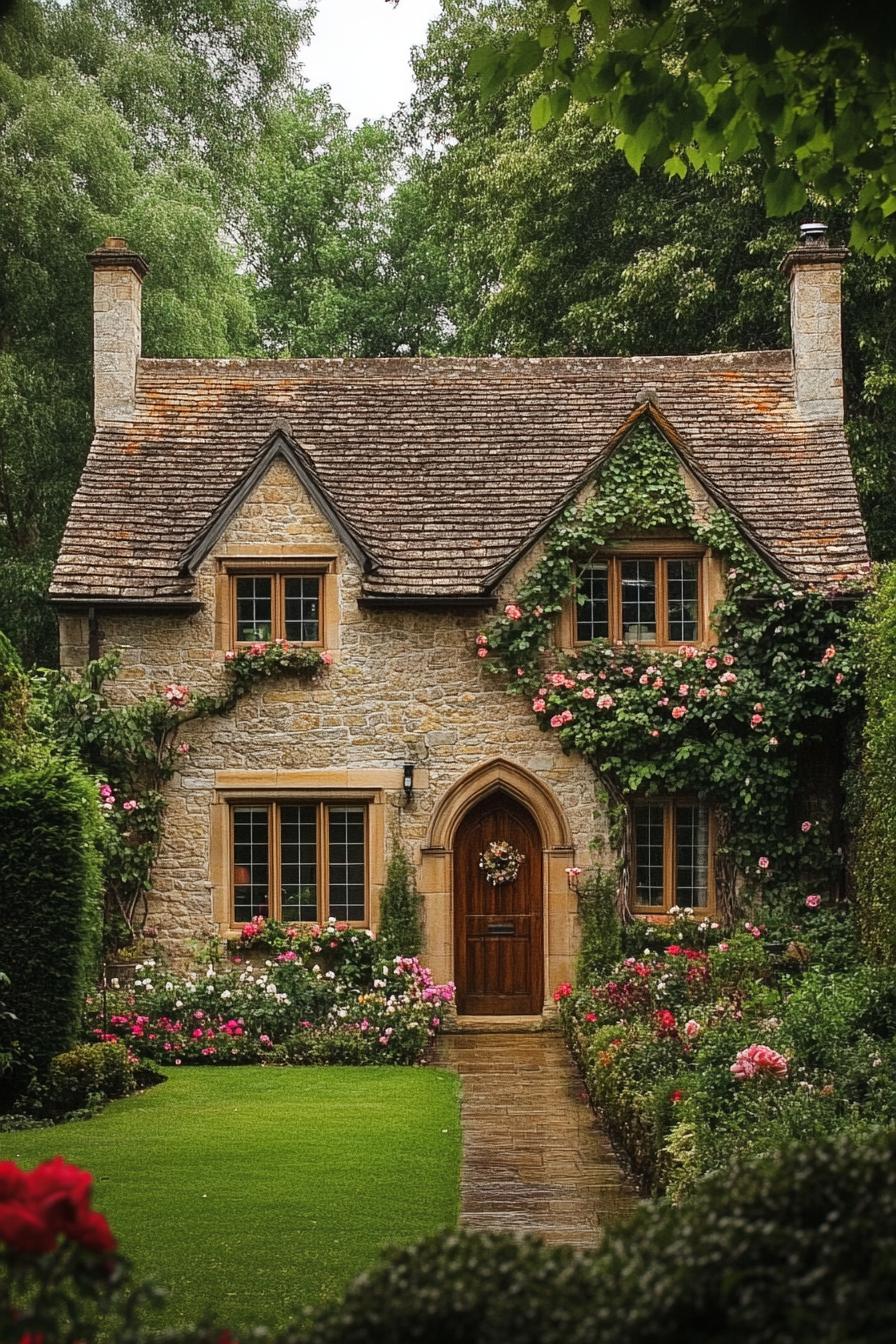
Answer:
453;790;544;1014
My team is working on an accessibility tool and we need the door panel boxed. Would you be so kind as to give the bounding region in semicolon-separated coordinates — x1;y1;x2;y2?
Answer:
453;791;544;1014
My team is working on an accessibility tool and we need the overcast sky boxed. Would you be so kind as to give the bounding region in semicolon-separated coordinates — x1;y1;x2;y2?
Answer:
301;0;443;125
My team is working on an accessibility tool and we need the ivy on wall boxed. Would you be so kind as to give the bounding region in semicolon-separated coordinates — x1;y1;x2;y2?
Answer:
477;419;858;919
33;642;329;949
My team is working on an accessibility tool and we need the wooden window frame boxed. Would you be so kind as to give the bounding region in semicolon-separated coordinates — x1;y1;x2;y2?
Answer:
220;557;338;652
563;542;707;650
629;797;716;914
229;798;369;926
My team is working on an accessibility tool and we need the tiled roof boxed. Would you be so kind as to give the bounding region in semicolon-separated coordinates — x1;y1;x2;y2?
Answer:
51;353;870;603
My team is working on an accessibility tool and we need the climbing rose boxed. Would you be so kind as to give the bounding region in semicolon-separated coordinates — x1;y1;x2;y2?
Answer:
805;893;822;909
321;651;334;665
671;705;686;720
581;686;596;700
163;683;190;708
731;1044;788;1081
477;648;488;659
504;604;522;620
532;697;546;713
801;821;813;833
757;856;770;870
750;714;764;727
596;693;614;709
475;633;488;646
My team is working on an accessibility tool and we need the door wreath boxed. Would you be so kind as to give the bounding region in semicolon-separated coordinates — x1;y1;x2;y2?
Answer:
479;840;525;886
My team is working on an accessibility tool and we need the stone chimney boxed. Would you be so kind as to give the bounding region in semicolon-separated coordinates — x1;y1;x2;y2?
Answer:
87;237;148;423
780;222;848;423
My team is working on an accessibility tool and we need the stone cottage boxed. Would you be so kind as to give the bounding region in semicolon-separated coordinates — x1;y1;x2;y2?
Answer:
51;227;869;1015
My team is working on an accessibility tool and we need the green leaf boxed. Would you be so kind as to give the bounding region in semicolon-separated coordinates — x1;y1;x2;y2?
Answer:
531;93;554;132
664;154;688;180
763;166;806;216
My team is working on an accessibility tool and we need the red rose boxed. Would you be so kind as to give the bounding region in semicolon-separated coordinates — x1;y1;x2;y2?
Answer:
0;1202;56;1255
27;1158;92;1235
0;1160;28;1201
70;1209;117;1254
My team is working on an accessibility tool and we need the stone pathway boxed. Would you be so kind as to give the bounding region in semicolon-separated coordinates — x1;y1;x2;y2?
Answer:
435;1029;637;1248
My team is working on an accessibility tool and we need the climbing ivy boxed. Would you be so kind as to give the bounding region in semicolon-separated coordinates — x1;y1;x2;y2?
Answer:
32;642;329;950
477;421;859;919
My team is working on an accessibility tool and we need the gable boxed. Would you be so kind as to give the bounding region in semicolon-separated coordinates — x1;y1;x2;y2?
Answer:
180;430;377;577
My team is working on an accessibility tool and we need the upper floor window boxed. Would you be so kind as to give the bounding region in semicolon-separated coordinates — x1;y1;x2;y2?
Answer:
231;799;367;925
631;798;712;912
577;551;703;646
232;572;321;645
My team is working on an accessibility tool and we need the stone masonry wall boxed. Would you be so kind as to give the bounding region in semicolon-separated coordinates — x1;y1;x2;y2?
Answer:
59;459;606;995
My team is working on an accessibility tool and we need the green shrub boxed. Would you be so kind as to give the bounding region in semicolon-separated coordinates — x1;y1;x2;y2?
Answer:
0;754;104;1088
291;1127;896;1344
0;627;30;746
377;842;422;958
45;1041;137;1115
855;564;896;961
576;868;621;980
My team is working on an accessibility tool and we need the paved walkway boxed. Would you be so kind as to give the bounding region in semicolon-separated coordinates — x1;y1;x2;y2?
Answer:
435;1030;637;1248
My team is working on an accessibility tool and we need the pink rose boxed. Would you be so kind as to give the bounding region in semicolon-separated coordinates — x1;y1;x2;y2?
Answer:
684;1019;702;1039
639;674;649;685
731;1044;788;1081
122;799;138;812
224;650;236;662
532;697;546;712
581;686;597;700
477;648;488;658
321;651;334;665
718;942;729;952
671;705;686;720
678;684;689;696
750;714;763;727
805;893;821;909
757;856;770;870
705;656;718;670
504;604;522;620
723;653;736;666
475;633;488;646
550;713;565;728
801;821;812;833
720;670;737;684
650;729;660;737
697;687;709;699
596;694;614;710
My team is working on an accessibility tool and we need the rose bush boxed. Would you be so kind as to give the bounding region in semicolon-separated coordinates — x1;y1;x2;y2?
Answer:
87;922;454;1066
560;904;896;1196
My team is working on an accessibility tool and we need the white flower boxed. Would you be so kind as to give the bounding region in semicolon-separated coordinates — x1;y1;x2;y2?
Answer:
175;1000;183;1008
221;989;232;1000
165;981;174;991
325;971;335;980
110;978;120;989
135;964;144;975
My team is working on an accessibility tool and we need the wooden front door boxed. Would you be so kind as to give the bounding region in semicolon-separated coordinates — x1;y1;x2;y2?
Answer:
453;791;544;1015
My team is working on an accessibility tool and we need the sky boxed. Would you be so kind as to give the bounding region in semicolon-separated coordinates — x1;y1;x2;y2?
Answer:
301;0;443;125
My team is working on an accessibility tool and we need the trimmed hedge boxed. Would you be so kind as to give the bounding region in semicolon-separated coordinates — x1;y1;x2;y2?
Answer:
45;1041;138;1116
291;1127;896;1344
0;754;103;1084
855;563;896;961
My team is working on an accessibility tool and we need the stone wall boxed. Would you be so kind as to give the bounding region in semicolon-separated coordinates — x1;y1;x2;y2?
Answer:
59;459;606;998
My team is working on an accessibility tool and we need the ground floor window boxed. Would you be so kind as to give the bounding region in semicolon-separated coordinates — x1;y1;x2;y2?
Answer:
231;800;367;924
631;798;712;911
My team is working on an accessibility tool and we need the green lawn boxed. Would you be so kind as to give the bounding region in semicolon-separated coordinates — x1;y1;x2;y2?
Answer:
1;1066;461;1333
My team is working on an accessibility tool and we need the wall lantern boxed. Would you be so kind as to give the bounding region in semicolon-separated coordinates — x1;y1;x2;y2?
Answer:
402;762;415;803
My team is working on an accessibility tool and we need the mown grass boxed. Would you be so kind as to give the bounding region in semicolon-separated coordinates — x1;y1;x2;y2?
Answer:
1;1065;461;1333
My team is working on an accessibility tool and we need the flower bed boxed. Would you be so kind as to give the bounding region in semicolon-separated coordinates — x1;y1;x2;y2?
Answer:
559;905;896;1196
87;920;454;1066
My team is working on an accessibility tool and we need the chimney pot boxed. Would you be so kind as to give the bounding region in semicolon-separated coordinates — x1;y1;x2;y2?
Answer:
87;238;148;423
799;221;828;246
779;224;847;423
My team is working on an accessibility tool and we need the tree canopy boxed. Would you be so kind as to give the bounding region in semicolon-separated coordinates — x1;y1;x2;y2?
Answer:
468;0;896;257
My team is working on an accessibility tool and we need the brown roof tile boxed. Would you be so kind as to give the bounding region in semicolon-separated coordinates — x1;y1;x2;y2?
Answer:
51;353;870;602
